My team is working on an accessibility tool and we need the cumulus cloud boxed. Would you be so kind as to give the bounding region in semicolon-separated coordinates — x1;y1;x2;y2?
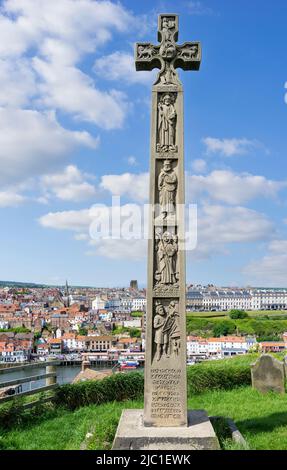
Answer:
0;1;135;128
88;238;147;261
93;51;155;86
191;158;207;173
187;170;286;205
100;172;149;202
0;191;26;207
243;240;287;286
41;165;97;202
38;201;273;262
203;137;264;157
193;204;274;259
0;58;38;107
0;0;140;200
0;108;98;186
39;209;92;232
33;57;128;129
0;0;134;59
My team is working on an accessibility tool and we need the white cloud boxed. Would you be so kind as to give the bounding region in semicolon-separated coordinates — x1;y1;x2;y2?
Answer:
39;208;92;232
88;238;146;261
191;159;207;173
0;58;38;107
74;233;89;241
127;156;138;166
0;108;98;186
186;1;214;15
187;170;285;205
93;51;155;86
33;57;129;129
41;165;97;202
0;0;138;135
0;0;134;59
203;137;263;157
243;240;287;286
0;191;26;207
193;204;274;259
38;201;273;263
100;172;149;202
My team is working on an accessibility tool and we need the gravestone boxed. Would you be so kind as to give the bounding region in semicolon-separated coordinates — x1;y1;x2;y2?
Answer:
251;354;286;394
113;13;219;450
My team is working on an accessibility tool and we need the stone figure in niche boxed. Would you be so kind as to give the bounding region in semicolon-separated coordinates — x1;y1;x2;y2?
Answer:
166;301;180;356
160;18;176;60
179;44;199;60
155;231;178;286
137;45;155;60
158;160;177;219
153;301;169;361
153;300;180;361
158;62;178;86
161;17;175;43
157;94;177;152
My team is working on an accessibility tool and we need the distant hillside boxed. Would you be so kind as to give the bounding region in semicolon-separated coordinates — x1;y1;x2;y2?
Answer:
0;280;47;288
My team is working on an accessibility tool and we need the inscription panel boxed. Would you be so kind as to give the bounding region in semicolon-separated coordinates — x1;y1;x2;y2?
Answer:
150;368;183;421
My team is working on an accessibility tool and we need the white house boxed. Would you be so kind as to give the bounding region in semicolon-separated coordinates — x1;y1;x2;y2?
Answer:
132;298;146;311
92;296;106;310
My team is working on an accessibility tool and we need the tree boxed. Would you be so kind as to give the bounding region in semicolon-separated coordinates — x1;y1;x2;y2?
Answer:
129;328;141;338
78;327;88;336
229;309;248;319
213;320;236;337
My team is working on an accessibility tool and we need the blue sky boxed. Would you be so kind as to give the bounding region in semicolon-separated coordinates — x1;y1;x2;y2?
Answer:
0;0;287;287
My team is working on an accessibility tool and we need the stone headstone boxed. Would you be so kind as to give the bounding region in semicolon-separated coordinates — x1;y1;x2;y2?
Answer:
251;354;286;394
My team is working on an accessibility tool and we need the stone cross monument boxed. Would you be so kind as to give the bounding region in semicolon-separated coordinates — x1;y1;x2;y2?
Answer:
136;13;201;428
113;14;219;449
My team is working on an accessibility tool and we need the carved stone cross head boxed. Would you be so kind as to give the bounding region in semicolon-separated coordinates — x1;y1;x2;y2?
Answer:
135;14;201;86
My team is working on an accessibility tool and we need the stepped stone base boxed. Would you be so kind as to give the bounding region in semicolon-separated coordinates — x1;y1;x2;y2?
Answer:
112;409;220;450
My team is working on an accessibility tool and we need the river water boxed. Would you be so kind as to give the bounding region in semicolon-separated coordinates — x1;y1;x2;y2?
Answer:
0;364;113;393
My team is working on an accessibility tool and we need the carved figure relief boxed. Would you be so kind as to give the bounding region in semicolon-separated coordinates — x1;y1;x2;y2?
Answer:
153;300;180;361
177;44;199;60
158;160;177;218
137;44;156;60
159;17;177;60
157;94;177;153
155;231;178;288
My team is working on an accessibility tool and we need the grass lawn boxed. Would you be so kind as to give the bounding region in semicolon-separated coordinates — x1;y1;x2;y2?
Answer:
187;310;287;319
1;386;287;450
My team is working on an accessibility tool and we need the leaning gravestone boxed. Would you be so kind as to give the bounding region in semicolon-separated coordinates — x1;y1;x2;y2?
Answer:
113;14;219;450
251;354;286;394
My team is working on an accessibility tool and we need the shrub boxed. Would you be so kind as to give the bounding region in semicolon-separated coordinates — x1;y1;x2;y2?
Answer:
187;361;251;395
229;310;248;319
213;320;236;337
54;371;144;410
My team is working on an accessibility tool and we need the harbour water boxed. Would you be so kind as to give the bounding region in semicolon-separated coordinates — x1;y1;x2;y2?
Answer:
0;364;114;393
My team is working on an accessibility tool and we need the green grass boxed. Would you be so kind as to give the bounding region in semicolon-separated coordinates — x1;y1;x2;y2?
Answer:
186;314;287;338
0;355;286;450
187;310;287;319
1;387;287;450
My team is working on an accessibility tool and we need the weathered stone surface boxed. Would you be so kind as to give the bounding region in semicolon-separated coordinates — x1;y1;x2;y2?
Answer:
112;410;220;450
251;354;286;394
113;14;204;445
135;13;201;428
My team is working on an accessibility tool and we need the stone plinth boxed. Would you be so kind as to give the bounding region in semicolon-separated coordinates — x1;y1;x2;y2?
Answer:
112;409;220;450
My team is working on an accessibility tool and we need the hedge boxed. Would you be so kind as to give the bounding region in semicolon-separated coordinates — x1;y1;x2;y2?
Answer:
54;371;144;410
187;362;251;395
0;358;254;428
55;358;252;410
